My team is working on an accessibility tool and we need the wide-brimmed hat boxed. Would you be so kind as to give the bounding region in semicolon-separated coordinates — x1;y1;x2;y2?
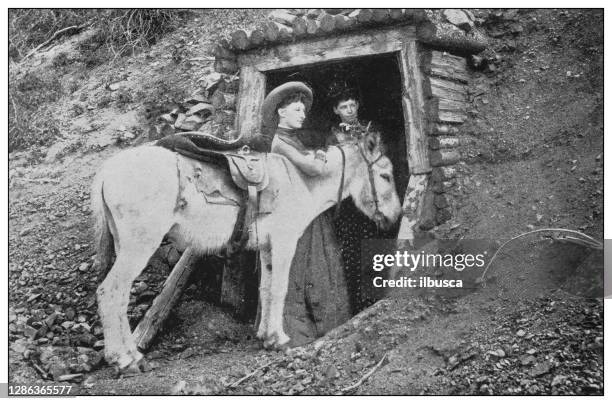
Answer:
262;81;313;129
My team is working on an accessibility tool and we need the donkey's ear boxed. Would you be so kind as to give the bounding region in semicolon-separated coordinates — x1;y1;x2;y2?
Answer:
365;131;380;155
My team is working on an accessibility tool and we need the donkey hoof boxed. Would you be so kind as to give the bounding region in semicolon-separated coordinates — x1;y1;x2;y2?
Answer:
118;356;149;375
274;332;290;347
262;338;274;350
263;332;290;351
275;342;292;354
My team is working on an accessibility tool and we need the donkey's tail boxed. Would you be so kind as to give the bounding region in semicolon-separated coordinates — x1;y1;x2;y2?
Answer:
91;171;115;281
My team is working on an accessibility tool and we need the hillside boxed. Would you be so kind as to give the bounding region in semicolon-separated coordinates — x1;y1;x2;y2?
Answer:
8;9;603;395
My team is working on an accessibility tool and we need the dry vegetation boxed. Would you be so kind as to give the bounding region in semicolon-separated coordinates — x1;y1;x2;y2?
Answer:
8;9;191;151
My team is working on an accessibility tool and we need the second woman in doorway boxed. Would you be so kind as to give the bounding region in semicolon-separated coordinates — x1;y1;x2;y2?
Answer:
326;84;386;314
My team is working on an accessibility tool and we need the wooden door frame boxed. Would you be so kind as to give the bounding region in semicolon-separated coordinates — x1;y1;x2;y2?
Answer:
235;23;430;174
223;24;432;313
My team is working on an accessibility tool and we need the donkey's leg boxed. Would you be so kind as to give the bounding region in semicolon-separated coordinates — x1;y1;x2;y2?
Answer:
265;238;298;349
97;239;163;371
95;145;181;370
256;248;272;340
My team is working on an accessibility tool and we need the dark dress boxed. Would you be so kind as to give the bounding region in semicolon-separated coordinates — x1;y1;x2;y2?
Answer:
327;122;384;314
270;128;352;347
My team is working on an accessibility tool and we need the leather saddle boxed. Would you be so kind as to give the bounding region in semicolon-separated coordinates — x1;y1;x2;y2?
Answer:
156;133;269;190
156;133;269;255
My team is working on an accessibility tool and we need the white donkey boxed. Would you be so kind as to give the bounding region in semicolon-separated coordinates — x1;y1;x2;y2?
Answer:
91;131;402;372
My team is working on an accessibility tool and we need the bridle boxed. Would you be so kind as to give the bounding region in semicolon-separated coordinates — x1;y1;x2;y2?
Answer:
333;140;386;226
358;142;386;226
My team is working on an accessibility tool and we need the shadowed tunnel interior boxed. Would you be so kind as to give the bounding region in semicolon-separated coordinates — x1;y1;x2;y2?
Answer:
265;52;409;200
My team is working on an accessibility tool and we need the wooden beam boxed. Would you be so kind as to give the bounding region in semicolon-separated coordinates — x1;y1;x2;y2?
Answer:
406;9;428;23
349;9;373;24
220;252;258;318
425;77;468;102
398;40;431;175
431;166;457;182
428;123;459;136
317;11;336;32
430;149;461;166
421;50;470;83
432;179;456;194
260;20;280;42
269;9;300;25
306;9;323;19
372;9;391;23
426;97;468;124
323;9;352;16
417;21;487;55
291;16;308;37
390;8;405;20
214;43;236;60
438;110;468;123
249;28;265;47
271;21;294;41
231;29;250;50
438;98;468;113
429;136;460;149
397;174;429;240
305;18;318;35
238;25;416;72
221;257;241;311
134;248;196;350
236;66;266;141
333;13;355;30
214;58;239;74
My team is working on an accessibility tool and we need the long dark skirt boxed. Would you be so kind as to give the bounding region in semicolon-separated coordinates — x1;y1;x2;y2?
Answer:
333;198;383;314
282;211;352;347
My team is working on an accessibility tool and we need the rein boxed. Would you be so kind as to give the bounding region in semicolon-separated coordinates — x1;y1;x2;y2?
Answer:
334;145;346;218
333;142;385;223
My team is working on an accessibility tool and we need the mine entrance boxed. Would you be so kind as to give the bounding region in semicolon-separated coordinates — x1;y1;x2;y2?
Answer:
200;54;410;324
240;54;409;317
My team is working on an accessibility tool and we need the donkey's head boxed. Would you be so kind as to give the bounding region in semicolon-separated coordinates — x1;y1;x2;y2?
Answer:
347;130;402;231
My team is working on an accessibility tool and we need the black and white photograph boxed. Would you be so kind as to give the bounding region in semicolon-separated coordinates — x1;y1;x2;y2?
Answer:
5;6;606;396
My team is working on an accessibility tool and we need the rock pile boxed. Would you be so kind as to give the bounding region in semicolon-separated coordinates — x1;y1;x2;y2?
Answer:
468;9;528;73
148;72;240;141
9;184;180;381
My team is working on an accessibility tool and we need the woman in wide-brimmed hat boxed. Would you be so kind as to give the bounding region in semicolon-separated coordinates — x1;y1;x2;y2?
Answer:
263;81;326;176
258;81;351;347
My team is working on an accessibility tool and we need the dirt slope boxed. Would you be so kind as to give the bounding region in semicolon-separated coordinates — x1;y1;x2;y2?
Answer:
8;9;603;395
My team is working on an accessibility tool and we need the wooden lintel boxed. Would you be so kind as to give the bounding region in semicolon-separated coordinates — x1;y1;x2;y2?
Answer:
238;25;416;72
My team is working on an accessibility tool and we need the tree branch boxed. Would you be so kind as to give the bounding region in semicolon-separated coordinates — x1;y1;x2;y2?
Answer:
21;22;89;62
341;353;388;393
